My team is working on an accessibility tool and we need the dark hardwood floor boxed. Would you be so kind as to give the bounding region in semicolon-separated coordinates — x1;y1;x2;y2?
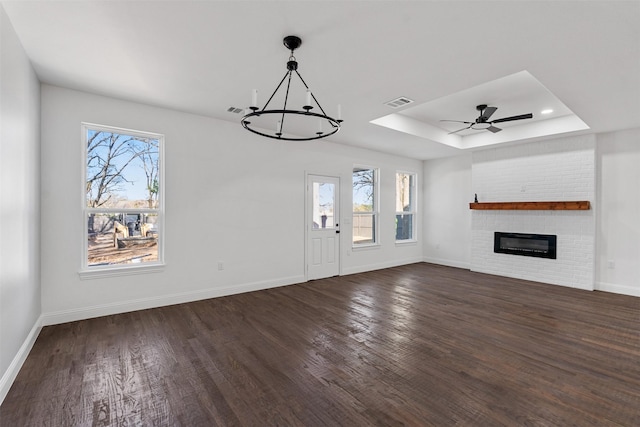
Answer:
1;263;638;426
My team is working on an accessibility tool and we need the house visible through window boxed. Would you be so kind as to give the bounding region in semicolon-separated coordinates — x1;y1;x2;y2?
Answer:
353;167;378;246
396;171;416;241
83;123;164;273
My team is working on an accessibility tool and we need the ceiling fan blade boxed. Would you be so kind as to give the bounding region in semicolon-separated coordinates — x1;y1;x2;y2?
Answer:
448;125;472;135
487;125;502;133
481;106;498;120
491;113;533;124
440;120;473;124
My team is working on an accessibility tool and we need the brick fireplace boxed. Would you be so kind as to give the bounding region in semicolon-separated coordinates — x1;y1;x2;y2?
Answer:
470;134;596;290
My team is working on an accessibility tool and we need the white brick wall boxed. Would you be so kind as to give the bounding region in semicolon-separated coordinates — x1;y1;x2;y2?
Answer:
471;135;596;290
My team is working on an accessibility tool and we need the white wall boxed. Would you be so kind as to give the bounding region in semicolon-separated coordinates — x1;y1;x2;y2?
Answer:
596;128;640;296
39;85;423;324
0;5;41;402
422;154;472;269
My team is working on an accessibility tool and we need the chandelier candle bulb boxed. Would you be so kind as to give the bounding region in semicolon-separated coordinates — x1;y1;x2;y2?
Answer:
251;89;258;108
276;120;282;133
306;90;312;107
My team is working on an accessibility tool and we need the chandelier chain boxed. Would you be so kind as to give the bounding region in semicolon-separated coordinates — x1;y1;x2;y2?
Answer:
279;71;295;135
261;71;290;111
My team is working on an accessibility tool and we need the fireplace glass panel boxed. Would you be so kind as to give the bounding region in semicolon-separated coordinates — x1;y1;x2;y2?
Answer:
494;232;557;259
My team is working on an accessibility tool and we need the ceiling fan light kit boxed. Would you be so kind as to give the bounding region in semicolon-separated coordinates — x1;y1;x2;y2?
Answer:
241;35;343;141
441;104;533;135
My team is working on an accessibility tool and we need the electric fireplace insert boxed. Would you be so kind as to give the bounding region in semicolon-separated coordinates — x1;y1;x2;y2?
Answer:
494;232;557;259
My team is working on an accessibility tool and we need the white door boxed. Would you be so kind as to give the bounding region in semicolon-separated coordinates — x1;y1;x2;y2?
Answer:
307;175;340;280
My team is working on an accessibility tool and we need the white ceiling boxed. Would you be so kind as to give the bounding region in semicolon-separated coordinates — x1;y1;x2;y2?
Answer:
2;0;639;160
371;70;589;150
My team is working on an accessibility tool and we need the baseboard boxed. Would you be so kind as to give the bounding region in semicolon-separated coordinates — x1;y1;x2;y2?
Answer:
422;256;471;270
596;281;640;297
41;275;306;326
0;315;43;405
341;257;424;276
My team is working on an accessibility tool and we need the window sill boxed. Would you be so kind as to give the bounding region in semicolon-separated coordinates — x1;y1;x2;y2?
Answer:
79;263;165;280
352;243;380;251
395;239;418;246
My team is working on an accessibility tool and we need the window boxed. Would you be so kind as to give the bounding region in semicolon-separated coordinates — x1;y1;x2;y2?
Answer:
395;171;416;242
353;167;378;246
82;123;164;275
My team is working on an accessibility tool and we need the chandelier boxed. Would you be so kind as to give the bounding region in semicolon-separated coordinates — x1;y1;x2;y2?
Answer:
241;36;342;141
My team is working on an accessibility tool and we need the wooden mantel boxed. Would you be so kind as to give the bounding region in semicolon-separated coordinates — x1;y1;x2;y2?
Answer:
469;201;591;210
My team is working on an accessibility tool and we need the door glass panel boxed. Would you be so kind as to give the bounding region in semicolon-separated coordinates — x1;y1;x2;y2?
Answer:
312;182;335;229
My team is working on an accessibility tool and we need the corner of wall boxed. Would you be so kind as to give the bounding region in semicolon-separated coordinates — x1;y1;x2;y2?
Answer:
0;317;42;405
0;3;43;405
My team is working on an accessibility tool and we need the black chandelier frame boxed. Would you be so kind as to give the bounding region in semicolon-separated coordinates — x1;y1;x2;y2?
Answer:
241;36;342;141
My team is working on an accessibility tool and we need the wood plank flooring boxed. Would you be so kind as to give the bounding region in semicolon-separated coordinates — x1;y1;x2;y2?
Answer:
1;263;638;426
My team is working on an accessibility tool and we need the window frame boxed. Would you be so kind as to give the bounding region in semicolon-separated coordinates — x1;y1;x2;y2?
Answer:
79;123;165;279
352;165;379;248
395;170;417;243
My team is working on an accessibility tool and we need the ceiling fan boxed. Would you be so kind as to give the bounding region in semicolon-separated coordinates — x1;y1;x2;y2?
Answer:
441;104;533;134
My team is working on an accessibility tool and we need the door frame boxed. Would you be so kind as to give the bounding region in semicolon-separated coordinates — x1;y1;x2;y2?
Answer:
305;173;341;281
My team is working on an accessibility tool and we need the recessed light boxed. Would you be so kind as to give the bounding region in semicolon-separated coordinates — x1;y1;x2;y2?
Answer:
541;109;554;115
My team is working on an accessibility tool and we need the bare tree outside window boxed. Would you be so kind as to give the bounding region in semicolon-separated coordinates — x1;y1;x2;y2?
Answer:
139;148;159;209
86;131;159;209
352;168;374;211
396;172;415;241
353;167;377;245
84;125;163;270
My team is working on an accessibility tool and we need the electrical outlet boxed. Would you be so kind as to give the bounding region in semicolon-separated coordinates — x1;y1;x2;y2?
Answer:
218;261;224;271
607;260;615;269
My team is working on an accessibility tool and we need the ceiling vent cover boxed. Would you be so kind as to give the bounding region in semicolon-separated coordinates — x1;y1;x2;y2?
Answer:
384;97;414;108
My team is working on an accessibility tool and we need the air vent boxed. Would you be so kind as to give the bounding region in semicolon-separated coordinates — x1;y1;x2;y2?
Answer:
384;97;414;108
227;106;244;114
